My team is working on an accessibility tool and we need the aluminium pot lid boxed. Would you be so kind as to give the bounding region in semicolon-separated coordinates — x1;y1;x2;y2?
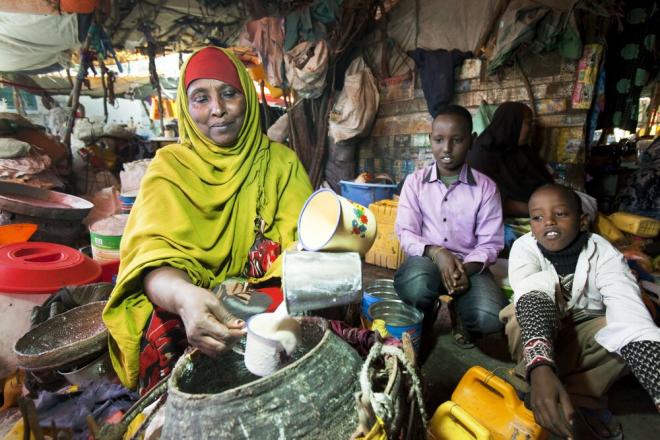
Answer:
0;242;102;294
0;181;93;220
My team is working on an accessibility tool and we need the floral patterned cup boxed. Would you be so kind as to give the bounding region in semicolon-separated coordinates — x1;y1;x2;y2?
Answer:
297;188;377;256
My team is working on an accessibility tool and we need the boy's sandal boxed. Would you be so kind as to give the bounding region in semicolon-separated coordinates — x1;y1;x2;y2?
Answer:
576;407;623;440
451;327;475;349
446;297;475;349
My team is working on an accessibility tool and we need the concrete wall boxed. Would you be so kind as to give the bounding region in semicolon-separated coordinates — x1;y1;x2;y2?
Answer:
358;52;588;189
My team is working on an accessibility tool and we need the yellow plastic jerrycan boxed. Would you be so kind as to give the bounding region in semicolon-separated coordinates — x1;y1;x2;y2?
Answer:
428;401;492;440
451;366;548;440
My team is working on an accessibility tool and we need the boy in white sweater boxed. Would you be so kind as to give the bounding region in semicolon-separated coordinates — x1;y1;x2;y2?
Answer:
501;184;659;439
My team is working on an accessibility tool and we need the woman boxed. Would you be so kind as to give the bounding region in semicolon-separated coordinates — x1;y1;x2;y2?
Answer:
103;47;313;393
468;102;553;217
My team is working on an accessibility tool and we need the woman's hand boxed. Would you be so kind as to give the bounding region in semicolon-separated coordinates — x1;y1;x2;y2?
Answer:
176;286;246;357
529;365;575;439
144;267;246;357
427;247;465;294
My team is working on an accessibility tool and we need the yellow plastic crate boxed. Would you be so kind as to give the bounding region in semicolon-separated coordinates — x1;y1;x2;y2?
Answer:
608;212;660;238
365;199;406;270
368;199;399;224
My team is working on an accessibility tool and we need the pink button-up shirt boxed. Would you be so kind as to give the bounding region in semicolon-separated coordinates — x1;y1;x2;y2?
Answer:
395;163;504;267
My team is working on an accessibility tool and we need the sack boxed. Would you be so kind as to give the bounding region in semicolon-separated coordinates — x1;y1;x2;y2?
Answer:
74;118;104;143
328;57;379;142
120;159;152;196
0;138;31;158
267;113;289;143
284;40;329;99
82;186;122;227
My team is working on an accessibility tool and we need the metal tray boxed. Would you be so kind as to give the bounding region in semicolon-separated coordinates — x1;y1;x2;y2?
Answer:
0;181;93;220
14;301;108;371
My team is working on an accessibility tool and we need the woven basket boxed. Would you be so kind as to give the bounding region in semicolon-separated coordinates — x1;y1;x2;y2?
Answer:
161;317;362;439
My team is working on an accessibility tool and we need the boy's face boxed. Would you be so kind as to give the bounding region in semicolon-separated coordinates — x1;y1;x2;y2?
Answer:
431;114;473;176
529;187;588;251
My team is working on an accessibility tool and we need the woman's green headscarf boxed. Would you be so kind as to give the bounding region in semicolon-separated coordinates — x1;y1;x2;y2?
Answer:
103;47;312;388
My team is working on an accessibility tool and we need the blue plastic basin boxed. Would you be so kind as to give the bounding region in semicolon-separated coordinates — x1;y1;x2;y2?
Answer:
339;181;397;207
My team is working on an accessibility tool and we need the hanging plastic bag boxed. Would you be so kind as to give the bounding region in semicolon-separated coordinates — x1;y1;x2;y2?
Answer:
74;118;104;143
284;40;329;99
328;57;379;143
120;159;152;196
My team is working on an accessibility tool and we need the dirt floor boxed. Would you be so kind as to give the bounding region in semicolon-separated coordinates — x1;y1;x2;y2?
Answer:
362;262;660;440
0;263;656;439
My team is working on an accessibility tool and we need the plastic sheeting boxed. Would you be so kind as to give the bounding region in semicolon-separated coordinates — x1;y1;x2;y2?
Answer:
0;12;79;72
383;0;500;53
363;0;499;78
486;0;581;74
417;0;500;53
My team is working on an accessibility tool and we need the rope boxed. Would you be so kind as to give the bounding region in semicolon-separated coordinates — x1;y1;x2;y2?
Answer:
359;341;428;436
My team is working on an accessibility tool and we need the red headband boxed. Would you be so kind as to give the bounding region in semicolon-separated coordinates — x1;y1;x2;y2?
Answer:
184;47;242;92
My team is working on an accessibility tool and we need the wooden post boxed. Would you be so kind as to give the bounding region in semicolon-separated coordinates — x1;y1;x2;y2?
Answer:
283;90;299;150
63;29;93;167
259;80;270;131
140;24;165;136
155;89;165;136
11;87;25;116
100;61;109;123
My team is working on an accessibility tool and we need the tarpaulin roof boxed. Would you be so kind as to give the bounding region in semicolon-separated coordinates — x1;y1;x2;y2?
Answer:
0;12;80;72
0;0;274;74
0;72;177;99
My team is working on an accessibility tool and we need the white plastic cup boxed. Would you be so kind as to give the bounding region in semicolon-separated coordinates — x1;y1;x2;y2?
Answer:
243;313;300;377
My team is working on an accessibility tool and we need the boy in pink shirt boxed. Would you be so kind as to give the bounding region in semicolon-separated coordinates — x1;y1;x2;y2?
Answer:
395;105;508;348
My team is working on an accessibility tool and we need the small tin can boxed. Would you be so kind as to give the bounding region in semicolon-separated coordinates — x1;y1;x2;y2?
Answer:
361;278;398;322
368;299;423;351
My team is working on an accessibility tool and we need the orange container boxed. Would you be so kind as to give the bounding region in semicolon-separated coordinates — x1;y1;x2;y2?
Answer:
428;401;492;440
61;0;98;13
451;366;548;440
0;223;37;245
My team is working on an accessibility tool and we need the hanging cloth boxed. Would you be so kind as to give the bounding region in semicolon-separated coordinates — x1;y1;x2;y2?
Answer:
246;17;286;87
407;48;472;118
597;0;659;131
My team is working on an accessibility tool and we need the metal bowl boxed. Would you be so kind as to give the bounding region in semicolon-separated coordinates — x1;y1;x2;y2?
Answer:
368;299;423;327
363;278;395;294
14;301;108;371
58;350;114;387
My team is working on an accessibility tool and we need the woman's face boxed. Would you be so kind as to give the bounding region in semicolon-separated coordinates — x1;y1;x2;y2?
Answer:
518;106;533;146
187;78;246;146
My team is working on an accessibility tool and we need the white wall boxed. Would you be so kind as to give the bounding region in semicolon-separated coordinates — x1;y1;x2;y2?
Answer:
76;96;150;126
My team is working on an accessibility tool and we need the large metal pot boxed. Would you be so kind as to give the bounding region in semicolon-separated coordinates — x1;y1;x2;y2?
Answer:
58;350;114;387
0;181;93;245
161;317;362;440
